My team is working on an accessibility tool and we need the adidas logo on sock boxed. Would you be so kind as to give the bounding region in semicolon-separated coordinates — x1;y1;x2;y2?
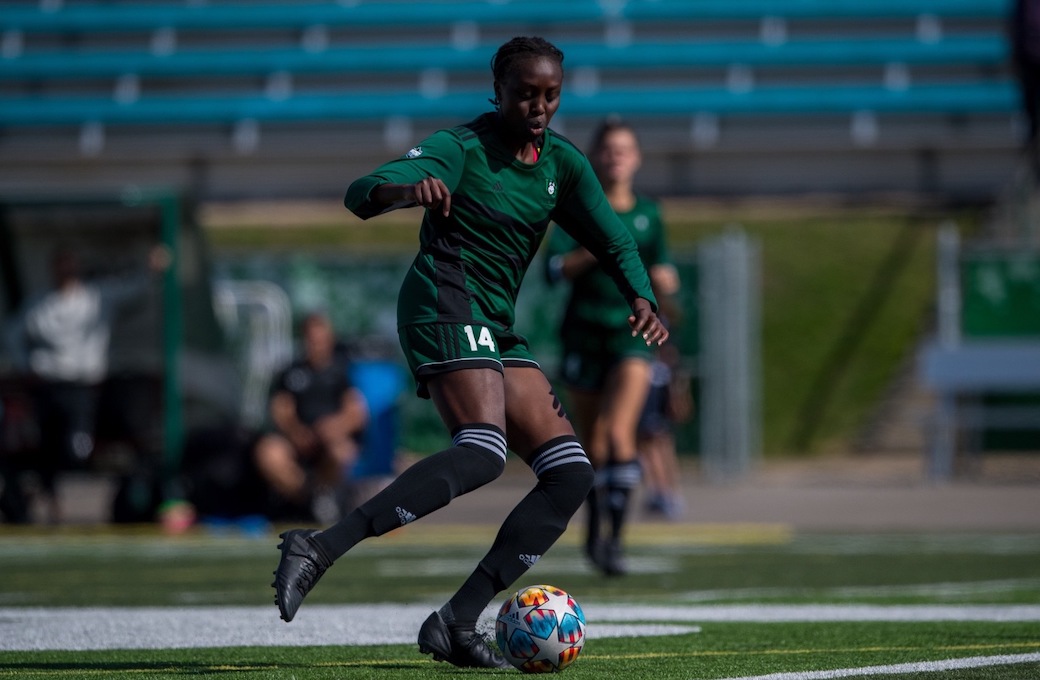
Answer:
396;506;417;526
518;553;541;568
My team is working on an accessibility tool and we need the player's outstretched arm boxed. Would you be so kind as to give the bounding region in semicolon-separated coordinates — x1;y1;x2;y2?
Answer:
371;178;452;217
628;297;669;346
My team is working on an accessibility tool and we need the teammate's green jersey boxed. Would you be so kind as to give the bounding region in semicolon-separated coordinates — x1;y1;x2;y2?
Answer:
546;194;670;331
345;113;656;332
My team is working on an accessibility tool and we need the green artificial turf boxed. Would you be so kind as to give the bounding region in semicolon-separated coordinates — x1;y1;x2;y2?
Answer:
1;528;1038;679
0;624;1037;679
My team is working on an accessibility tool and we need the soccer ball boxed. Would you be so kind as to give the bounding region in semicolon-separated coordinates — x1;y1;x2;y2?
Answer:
495;584;586;673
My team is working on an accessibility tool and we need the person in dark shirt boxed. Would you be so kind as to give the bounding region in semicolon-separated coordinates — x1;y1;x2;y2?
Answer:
253;312;367;522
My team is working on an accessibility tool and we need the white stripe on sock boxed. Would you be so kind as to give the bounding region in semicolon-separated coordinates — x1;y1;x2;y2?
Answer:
452;428;507;461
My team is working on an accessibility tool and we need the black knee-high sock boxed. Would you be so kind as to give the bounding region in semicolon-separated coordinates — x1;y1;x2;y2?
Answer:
605;460;641;541
312;424;506;561
444;436;594;630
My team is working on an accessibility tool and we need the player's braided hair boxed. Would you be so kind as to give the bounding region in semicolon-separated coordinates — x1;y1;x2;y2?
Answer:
489;36;565;108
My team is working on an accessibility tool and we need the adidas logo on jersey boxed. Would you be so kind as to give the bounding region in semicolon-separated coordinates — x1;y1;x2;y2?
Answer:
519;553;541;568
396;506;417;525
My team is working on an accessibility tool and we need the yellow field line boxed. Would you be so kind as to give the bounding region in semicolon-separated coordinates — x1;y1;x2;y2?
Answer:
0;522;794;548
368;522;794;547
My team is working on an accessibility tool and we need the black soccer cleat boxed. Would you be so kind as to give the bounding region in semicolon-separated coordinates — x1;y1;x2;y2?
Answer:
585;536;605;571
272;529;331;622
417;610;512;669
586;536;627;577
602;538;627;577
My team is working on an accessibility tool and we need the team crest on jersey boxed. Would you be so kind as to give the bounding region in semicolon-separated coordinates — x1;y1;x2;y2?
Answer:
546;179;556;196
405;146;423;158
635;215;650;231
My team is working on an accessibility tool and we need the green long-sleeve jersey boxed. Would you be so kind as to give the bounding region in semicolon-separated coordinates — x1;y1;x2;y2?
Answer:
546;194;670;332
345;113;656;332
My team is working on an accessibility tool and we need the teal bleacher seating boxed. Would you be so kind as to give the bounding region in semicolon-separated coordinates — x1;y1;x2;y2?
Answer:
0;36;1008;80
0;0;1016;127
0;82;1017;126
1;0;1012;33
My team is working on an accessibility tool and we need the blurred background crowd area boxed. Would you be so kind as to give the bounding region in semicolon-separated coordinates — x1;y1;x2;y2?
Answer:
0;0;1038;527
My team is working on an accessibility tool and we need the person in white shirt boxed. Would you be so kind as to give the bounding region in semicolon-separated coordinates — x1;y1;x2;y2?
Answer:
13;245;168;521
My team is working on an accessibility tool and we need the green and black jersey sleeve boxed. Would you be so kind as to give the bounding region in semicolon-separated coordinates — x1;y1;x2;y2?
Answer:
344;133;466;220
345;113;657;333
548;153;659;316
546;194;670;329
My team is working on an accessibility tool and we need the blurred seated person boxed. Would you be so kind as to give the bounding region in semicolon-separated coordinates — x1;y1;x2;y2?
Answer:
253;312;368;523
9;244;168;523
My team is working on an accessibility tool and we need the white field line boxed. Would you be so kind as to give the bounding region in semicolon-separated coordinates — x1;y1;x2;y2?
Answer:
712;652;1040;680
589;603;1040;622
677;578;1040;603
0;604;698;651
2;603;1039;651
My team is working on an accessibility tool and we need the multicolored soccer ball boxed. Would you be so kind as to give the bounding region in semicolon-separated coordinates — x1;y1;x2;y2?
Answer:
495;584;586;673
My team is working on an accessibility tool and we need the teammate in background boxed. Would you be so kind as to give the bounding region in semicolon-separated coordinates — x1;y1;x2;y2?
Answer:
272;36;668;669
252;312;368;523
545;118;680;575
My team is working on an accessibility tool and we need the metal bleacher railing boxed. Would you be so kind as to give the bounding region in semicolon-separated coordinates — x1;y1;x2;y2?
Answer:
0;0;1017;126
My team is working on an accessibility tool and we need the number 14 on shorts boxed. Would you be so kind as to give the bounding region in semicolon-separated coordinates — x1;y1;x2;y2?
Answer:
463;324;496;352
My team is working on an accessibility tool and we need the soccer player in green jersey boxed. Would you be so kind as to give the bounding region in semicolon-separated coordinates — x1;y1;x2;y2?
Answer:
272;37;669;668
545;118;681;576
